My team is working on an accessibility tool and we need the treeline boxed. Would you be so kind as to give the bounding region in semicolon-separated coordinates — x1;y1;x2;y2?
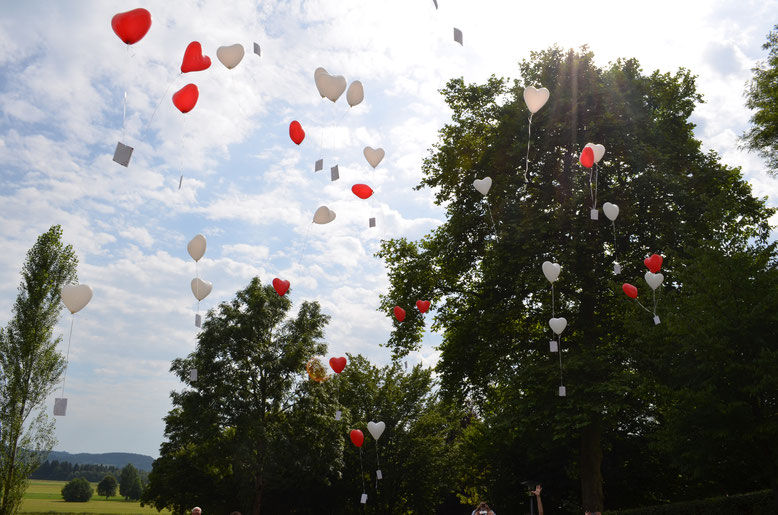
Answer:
32;460;149;484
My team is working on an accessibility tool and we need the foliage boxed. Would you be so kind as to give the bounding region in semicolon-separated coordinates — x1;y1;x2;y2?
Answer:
97;475;118;500
376;46;775;512
22;480;167;514
605;490;774;515
119;464;142;501
0;225;79;515
743;24;778;176
61;477;93;502
31;460;122;482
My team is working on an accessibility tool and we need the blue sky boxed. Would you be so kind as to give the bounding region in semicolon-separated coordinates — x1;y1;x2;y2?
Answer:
0;0;776;457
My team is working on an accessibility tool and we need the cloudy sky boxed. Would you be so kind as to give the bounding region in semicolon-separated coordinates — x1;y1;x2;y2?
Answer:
0;0;775;458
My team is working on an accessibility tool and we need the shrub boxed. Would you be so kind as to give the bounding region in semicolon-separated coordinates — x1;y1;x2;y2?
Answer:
61;477;93;502
605;490;774;515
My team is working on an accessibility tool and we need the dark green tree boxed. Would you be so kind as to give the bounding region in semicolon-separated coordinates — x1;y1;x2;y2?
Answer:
743;24;778;176
142;278;337;515
61;477;93;502
97;474;118;500
377;47;774;512
119;464;140;500
0;225;79;515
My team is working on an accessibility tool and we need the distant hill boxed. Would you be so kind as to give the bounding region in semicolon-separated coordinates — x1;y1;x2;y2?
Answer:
46;451;154;471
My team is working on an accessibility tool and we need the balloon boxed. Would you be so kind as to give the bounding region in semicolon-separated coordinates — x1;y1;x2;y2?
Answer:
172;84;199;113
313;206;336;224
346;80;364;107
644;254;663;273
289;120;305;145
111;8;152;45
542;261;561;283
216;44;244;69
181;41;211;73
350;429;364;447
602;202;619;221
191;278;212;301
393;306;406;322
367;421;385;441
416;300;430;313
314;67;329;97
473;177;492;196
622;283;638;299
61;284;93;314
549;317;567;335
523;86;550;114
306;357;329;382
272;278;290;296
329;356;347;374
187;234;206;262
585;143;606;163
363;147;385;168
351;184;373;199
322;74;347;102
644;272;664;290
580;146;595;168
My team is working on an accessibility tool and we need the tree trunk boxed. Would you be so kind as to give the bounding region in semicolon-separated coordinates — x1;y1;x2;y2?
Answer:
580;416;604;513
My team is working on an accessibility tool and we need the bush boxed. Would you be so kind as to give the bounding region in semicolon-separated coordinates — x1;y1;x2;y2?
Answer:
605;490;774;515
61;477;93;502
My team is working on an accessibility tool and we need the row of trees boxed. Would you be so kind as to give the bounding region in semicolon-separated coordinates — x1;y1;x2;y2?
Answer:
59;463;144;503
31;460;121;482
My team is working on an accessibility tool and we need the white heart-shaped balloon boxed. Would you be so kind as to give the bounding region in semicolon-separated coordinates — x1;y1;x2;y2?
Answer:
585;143;606;163
367;421;385;441
346;80;364;107
363;147;385;168
187;234;206;262
313;206;337;224
602;202;619;221
322;74;347;102
61;284;93;314
523;86;550;114
191;278;213;301
216;44;245;70
314;67;329;97
644;272;664;290
549;317;567;335
473;177;492;195
542;261;561;283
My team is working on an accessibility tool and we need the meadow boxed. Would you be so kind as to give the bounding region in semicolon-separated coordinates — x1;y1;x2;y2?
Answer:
21;480;170;514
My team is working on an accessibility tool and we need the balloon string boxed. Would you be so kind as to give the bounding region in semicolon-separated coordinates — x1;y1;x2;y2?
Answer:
558;335;563;386
551;283;555;318
524;113;533;182
589;166;595;208
121;45;129;140
486;201;499;241
61;315;75;397
142;73;181;139
634;299;652;314
375;442;381;490
594;163;600;209
297;224;314;268
612;221;618;262
359;447;366;495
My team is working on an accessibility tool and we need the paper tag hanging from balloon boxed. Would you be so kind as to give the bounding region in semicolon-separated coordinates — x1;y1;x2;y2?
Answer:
549;340;558;352
361;494;368;504
195;314;201;327
653;315;661;325
453;28;463;45
613;263;622;274
113;142;133;167
590;209;598;220
330;165;339;181
315;159;323;172
253;42;261;57
190;369;198;381
54;398;68;416
335;410;342;421
376;470;383;480
369;218;376;228
558;386;566;397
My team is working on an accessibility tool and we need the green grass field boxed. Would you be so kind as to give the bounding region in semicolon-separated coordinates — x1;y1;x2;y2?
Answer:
21;480;170;514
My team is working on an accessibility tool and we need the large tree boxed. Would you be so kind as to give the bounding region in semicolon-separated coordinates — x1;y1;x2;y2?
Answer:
0;225;78;515
142;278;338;515
743;24;778;176
377;47;774;512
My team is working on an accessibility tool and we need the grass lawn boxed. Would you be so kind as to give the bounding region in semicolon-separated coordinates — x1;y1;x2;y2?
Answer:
21;480;170;514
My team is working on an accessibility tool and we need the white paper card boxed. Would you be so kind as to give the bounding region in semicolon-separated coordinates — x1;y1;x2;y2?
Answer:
453;28;463;45
590;208;599;220
315;158;323;172
369;217;376;228
253;42;261;57
113;142;133;167
360;493;368;504
613;263;622;274
433;0;438;8
178;175;183;190
549;340;558;352
653;315;661;325
54;397;68;416
330;165;339;181
376;469;382;480
195;314;202;327
190;368;198;381
558;386;566;397
335;410;342;420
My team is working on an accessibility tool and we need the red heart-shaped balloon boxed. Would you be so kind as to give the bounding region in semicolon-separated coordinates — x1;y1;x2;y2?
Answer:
329;356;347;374
350;429;364;448
416;300;430;313
181;41;211;73
289;120;305;145
172;84;199;113
111;8;152;45
622;283;638;299
351;184;374;200
580;146;595;168
272;278;290;296
394;306;406;322
644;254;663;273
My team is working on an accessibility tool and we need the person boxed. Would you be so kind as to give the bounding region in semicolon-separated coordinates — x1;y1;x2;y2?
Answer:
532;485;544;515
472;501;496;515
191;508;201;515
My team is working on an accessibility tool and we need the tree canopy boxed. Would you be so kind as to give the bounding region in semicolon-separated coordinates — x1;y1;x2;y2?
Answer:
744;24;778;176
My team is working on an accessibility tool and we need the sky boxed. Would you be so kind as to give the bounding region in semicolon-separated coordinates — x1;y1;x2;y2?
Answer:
0;0;776;458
